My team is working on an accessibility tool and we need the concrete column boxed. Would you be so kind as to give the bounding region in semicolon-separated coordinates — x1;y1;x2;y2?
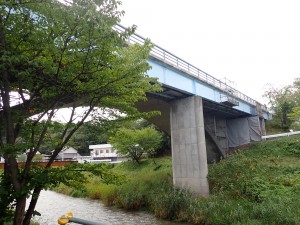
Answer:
170;96;209;196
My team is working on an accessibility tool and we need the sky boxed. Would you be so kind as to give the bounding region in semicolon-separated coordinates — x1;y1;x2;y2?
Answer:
119;0;300;105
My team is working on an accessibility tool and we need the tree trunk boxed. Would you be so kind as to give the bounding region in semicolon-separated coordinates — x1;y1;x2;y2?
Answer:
23;187;42;225
2;68;24;224
13;196;27;225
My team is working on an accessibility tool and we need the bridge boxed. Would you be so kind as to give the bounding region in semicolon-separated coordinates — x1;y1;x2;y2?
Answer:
116;25;271;196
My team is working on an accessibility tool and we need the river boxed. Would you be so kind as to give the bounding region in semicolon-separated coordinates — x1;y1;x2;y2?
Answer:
30;191;189;225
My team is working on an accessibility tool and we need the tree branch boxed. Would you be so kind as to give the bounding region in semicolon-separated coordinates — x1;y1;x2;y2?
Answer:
46;103;96;167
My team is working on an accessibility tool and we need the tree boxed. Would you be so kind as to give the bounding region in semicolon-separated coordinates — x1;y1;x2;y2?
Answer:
114;118;171;155
288;107;300;121
287;78;300;124
264;78;300;131
109;127;163;164
264;85;296;130
0;1;161;224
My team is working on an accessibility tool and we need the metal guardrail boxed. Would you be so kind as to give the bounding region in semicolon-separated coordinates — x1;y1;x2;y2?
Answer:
114;24;268;112
262;131;300;140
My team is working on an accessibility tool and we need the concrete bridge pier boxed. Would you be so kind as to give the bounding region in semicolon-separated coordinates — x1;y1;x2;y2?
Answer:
170;96;209;196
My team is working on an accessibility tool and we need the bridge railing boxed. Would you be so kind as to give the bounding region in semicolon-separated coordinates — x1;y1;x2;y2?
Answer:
114;25;267;112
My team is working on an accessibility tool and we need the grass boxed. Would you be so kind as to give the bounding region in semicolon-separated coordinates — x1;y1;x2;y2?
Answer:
53;135;300;224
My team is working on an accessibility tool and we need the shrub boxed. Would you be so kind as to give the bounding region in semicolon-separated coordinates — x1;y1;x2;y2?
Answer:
98;184;118;206
115;182;147;210
149;184;192;220
85;183;102;199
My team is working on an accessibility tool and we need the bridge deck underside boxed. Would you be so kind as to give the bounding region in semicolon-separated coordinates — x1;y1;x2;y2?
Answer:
137;86;250;135
159;85;251;119
203;100;249;119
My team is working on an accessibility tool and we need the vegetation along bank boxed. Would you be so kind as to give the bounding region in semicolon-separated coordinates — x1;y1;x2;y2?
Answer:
53;135;300;225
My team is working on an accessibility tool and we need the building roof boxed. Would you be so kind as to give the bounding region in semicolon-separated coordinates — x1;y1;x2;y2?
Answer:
60;146;79;154
89;144;112;149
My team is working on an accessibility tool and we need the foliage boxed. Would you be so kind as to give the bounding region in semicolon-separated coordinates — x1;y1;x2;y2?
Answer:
264;85;296;130
290;121;300;131
109;127;163;163
150;185;192;220
0;172;14;225
264;78;300;131
111;118;171;156
68;121;112;155
288;106;300;122
0;0;161;224
117;118;152;130
23;121;61;155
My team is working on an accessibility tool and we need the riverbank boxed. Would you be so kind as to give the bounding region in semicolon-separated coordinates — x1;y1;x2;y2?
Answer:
53;136;300;224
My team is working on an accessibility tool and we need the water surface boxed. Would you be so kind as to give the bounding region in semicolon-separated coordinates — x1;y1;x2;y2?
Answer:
31;191;189;225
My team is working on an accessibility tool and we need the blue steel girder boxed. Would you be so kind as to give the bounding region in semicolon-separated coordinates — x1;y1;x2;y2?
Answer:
147;56;270;120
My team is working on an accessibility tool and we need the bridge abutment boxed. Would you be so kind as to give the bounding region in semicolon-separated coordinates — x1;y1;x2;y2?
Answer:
170;96;209;196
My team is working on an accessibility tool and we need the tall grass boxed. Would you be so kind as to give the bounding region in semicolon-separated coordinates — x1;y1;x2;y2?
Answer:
54;136;300;224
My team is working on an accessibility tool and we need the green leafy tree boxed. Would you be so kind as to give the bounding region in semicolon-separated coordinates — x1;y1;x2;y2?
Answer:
0;1;161;224
289;107;300;121
288;78;300;125
121;119;171;155
288;107;300;131
264;85;296;130
109;127;163;164
292;79;300;102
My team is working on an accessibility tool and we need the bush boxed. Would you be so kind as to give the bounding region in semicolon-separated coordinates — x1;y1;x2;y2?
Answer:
98;184;118;206
85;183;102;199
115;182;147;210
149;184;192;220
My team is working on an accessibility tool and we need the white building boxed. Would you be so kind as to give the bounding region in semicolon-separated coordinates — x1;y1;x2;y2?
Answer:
88;144;123;163
56;146;81;161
